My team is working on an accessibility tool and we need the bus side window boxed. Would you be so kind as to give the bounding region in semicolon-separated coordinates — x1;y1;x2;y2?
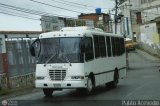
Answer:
106;36;111;57
99;36;106;57
117;37;121;56
121;38;125;54
111;37;116;56
84;37;94;61
120;38;123;56
93;35;100;58
115;37;119;56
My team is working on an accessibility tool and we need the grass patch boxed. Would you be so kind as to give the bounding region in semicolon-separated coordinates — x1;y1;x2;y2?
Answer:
0;89;11;96
0;86;35;97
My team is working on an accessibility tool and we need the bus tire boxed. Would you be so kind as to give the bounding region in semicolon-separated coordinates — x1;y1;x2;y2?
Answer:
106;69;119;88
85;77;93;95
43;88;54;97
111;69;119;87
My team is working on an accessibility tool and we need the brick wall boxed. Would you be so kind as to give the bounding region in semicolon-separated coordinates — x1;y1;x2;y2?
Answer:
79;15;99;22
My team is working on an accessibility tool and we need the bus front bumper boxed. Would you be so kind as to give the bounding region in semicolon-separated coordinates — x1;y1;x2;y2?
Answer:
35;80;87;89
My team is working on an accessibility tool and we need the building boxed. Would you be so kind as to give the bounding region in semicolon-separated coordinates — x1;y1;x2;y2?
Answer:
41;16;94;32
118;0;141;38
139;0;160;56
118;0;160;56
78;13;111;32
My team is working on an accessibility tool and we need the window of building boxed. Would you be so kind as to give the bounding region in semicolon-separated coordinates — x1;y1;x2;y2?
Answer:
141;0;147;4
119;0;127;5
136;12;142;24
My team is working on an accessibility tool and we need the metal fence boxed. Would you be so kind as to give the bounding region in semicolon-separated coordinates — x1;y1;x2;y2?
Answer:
0;38;3;74
6;38;36;77
0;53;3;74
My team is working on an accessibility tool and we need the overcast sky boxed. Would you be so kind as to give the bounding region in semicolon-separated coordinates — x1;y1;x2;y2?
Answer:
0;0;115;31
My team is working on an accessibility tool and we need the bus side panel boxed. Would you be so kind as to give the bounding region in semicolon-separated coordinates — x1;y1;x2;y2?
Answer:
95;72;114;86
119;68;127;79
118;54;127;79
84;54;126;87
84;57;115;87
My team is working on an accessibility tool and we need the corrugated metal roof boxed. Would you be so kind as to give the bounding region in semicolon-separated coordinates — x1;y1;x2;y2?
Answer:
0;31;42;34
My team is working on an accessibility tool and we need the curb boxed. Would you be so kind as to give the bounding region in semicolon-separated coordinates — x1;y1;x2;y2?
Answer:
0;86;38;100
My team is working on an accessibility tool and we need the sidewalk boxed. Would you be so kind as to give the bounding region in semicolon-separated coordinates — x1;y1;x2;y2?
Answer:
136;49;160;61
0;87;39;101
136;49;160;71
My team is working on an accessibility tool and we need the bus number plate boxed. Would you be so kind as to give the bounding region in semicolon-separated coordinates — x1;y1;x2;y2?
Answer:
54;84;61;88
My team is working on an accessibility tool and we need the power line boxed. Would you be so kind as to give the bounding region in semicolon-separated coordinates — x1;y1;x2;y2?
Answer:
0;8;35;18
0;3;91;23
29;0;83;13
0;3;71;18
50;0;92;11
0;11;39;20
0;4;42;17
0;9;75;23
59;0;112;10
0;3;81;22
0;3;77;19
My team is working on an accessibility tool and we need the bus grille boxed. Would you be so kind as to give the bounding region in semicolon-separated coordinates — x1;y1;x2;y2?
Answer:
49;70;66;81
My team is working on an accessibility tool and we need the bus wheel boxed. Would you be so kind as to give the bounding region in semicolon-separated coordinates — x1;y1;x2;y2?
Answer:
106;70;119;88
85;77;93;94
43;88;54;97
111;70;119;87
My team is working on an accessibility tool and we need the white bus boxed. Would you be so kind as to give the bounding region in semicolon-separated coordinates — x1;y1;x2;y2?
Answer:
30;27;126;96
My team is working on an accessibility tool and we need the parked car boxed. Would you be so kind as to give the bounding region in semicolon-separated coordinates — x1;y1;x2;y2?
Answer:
125;38;137;52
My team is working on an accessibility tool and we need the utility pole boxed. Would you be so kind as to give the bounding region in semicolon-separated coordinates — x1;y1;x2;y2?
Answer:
115;0;118;34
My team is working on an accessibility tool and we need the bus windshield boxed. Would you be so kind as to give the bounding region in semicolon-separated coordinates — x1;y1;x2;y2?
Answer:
37;37;84;64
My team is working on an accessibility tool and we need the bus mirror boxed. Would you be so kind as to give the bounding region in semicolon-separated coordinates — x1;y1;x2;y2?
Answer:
30;39;40;57
30;45;36;56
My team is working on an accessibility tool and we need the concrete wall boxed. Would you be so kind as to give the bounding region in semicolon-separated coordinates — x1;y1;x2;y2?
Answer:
140;22;160;56
0;35;6;53
0;73;35;89
139;42;160;57
140;0;160;23
140;23;159;43
9;73;35;89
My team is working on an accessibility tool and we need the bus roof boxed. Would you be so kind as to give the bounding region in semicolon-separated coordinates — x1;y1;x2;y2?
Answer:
39;27;123;39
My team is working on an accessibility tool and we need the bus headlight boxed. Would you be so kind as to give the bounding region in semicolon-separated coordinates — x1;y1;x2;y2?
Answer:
36;76;45;80
71;76;84;80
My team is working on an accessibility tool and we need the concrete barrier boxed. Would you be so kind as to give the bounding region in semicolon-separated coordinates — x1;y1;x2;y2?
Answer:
0;73;7;90
0;73;35;90
9;73;35;89
138;42;160;58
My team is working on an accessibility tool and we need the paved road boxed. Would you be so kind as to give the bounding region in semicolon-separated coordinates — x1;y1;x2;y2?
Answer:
1;50;160;106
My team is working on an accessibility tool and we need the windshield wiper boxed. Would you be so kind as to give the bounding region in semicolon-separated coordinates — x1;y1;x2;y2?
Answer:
59;47;72;66
44;53;57;66
63;54;72;66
